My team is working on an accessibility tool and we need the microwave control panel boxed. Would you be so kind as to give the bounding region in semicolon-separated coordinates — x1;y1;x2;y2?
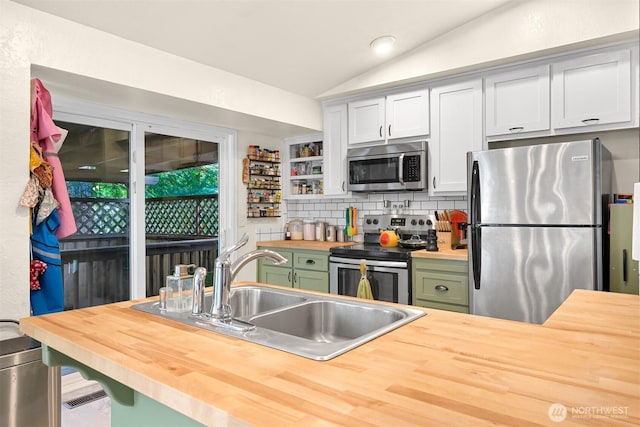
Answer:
404;155;421;182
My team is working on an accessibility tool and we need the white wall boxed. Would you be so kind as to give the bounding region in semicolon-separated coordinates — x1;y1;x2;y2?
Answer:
321;0;640;98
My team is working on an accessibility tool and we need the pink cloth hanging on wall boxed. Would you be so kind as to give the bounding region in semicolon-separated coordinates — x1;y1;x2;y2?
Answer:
31;78;77;238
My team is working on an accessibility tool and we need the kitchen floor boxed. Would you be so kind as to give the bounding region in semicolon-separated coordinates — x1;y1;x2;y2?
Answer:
61;369;110;427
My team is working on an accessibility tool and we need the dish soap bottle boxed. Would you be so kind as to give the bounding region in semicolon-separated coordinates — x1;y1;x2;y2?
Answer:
165;264;196;312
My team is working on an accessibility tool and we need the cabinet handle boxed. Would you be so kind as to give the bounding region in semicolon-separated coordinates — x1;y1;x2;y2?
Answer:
305;259;316;265
293;272;297;285
435;285;449;292
432;177;436;189
388;124;392;136
288;271;291;283
508;126;524;133
581;118;600;124
623;249;628;283
342;181;345;192
379;125;383;138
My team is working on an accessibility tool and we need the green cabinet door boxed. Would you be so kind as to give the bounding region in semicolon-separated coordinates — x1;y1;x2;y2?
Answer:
294;269;329;293
412;258;469;313
259;264;292;287
610;204;639;294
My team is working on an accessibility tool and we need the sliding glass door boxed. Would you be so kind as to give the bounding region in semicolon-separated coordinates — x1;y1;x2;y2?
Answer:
52;105;233;309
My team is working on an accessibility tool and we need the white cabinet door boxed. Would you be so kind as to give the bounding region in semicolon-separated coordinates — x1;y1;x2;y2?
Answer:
386;89;430;139
485;65;550;136
430;79;482;194
347;97;385;144
322;103;348;196
552;49;631;129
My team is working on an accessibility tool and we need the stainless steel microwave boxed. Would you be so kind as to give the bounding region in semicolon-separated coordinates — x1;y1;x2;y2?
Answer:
347;141;427;192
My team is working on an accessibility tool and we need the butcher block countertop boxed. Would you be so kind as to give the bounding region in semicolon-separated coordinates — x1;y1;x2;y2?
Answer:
410;247;467;261
20;287;639;426
257;240;358;251
257;239;468;261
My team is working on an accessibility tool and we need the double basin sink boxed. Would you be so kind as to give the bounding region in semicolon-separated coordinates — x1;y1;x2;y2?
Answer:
131;285;425;360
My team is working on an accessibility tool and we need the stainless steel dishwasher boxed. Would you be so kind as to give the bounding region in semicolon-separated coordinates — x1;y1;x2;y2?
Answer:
0;334;60;427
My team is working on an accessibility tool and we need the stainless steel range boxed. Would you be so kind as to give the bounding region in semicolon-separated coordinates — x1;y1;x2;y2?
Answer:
329;214;432;304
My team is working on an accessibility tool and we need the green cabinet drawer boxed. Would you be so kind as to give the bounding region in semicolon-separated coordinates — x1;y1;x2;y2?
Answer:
412;258;469;312
259;248;293;268
293;251;328;272
414;271;468;306
294;269;329;293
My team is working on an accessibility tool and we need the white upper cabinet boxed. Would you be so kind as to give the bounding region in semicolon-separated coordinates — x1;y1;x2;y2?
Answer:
552;49;632;129
322;103;349;196
485;65;550;136
385;89;430;139
430;79;483;195
348;88;429;145
348;97;386;144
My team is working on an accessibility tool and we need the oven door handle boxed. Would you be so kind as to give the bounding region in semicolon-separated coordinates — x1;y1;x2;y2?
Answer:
329;257;408;269
398;153;405;185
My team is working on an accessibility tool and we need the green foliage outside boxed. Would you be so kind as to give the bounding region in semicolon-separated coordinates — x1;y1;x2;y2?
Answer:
67;164;219;198
146;164;219;198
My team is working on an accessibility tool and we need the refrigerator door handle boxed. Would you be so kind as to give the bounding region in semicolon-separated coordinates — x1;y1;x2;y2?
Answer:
470;159;481;290
623;249;628;282
471;160;481;225
471;225;481;289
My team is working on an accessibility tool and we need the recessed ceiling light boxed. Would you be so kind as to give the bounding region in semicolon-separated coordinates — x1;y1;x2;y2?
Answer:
370;35;396;55
78;165;96;170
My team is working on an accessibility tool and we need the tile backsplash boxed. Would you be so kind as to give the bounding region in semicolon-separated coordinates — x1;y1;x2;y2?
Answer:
255;192;467;242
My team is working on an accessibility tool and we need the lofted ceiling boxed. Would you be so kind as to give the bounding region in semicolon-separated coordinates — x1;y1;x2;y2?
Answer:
13;0;513;99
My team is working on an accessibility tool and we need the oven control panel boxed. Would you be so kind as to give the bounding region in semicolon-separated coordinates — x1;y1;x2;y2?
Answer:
363;214;432;234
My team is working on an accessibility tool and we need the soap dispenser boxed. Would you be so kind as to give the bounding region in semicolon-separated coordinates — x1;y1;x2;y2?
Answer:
165;264;196;312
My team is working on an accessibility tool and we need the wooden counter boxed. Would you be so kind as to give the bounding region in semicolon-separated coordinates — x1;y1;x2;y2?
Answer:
20;287;639;426
257;240;358;251
258;239;468;261
410;247;467;261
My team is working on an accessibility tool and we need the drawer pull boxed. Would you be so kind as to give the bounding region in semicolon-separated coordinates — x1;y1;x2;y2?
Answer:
581;118;599;124
305;259;316;265
508;126;524;133
434;285;449;292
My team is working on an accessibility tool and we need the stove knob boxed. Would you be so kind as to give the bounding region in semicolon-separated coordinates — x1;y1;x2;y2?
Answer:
418;219;425;226
366;218;372;225
372;219;379;225
411;219;417;225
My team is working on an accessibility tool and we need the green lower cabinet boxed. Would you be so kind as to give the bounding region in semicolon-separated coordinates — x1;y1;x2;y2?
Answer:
294;269;328;292
412;258;469;313
257;247;329;293
609;204;639;295
259;263;292;287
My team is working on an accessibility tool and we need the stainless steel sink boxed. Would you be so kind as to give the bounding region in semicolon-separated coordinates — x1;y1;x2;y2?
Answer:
131;285;425;360
229;286;307;318
250;300;406;343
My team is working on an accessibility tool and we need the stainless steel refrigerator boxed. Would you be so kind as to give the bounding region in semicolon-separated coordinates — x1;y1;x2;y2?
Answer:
467;139;611;324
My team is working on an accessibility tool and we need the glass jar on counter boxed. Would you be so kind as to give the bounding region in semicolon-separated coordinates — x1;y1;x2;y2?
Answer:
303;219;316;241
289;219;303;240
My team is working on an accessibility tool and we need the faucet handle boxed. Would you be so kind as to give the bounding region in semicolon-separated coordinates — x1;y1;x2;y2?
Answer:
218;233;249;261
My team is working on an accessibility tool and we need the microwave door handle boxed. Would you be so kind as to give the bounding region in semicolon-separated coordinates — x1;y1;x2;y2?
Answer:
398;153;405;185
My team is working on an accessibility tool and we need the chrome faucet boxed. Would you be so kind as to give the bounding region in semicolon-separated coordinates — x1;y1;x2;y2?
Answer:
203;233;287;320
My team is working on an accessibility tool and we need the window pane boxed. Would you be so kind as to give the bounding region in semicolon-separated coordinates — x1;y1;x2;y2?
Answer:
144;132;219;296
56;121;130;309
